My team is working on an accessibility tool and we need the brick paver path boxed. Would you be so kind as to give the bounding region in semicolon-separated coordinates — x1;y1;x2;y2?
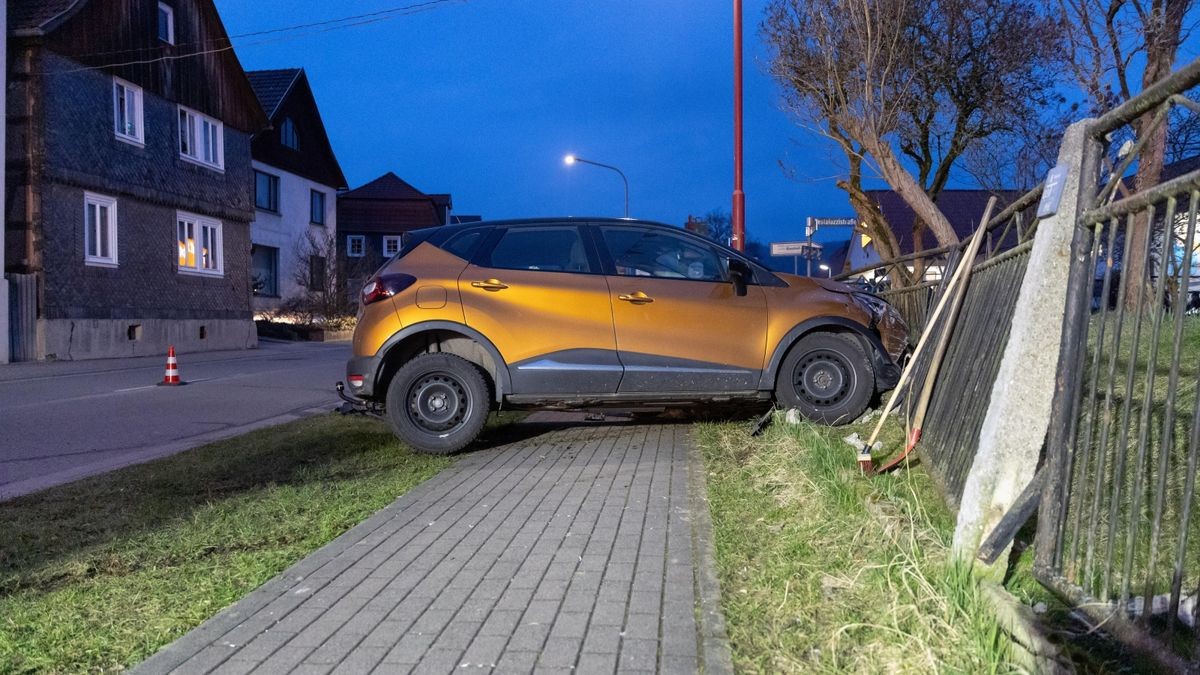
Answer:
135;414;732;674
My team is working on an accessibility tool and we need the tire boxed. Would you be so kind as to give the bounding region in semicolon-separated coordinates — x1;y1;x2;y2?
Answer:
385;353;490;455
775;332;874;426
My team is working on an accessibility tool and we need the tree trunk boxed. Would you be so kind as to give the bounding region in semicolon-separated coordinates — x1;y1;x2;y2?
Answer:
1122;0;1188;311
858;131;962;248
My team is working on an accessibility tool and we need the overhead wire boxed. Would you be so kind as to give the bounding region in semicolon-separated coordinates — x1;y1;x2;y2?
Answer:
38;0;465;74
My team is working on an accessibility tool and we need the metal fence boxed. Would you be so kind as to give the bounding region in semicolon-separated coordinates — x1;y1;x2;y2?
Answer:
836;189;1042;506
1034;61;1200;670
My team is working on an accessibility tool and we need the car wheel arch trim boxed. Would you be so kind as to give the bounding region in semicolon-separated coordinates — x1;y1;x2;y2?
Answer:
374;320;512;402
759;316;888;390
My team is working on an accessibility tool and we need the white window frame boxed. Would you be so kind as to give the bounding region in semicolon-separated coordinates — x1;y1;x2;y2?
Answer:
382;236;401;257
84;192;118;267
158;2;175;44
112;77;144;146
177;211;223;276
347;235;365;258
178;105;224;171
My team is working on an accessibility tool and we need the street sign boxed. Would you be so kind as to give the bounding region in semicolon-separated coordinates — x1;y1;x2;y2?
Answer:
807;216;857;236
771;241;821;257
1037;165;1068;218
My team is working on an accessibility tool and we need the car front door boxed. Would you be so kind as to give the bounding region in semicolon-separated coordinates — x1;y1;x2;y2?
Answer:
597;225;768;393
459;224;621;395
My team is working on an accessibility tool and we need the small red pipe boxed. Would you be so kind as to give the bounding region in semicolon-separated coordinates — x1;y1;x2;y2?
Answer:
731;0;746;251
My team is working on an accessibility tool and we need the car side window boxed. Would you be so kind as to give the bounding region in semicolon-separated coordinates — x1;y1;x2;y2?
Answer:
441;230;484;261
482;227;590;273
602;228;725;281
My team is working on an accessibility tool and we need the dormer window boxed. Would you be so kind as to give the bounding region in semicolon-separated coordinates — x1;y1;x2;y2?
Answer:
280;118;298;149
158;2;175;44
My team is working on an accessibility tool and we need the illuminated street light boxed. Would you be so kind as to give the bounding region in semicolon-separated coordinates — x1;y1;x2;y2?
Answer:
563;154;629;218
819;263;831;278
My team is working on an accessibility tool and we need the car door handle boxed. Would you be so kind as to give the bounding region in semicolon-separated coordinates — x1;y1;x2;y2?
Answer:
618;291;654;304
471;279;509;292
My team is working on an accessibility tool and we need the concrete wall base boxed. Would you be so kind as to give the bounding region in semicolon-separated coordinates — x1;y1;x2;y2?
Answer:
40;318;257;361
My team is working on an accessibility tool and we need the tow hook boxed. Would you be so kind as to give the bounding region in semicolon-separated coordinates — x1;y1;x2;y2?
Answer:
335;381;385;419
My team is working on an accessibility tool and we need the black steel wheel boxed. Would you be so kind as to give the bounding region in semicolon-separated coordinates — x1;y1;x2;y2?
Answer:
386;353;490;454
775;332;873;425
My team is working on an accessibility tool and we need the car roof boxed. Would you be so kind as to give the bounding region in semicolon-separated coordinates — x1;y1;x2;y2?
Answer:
410;217;676;239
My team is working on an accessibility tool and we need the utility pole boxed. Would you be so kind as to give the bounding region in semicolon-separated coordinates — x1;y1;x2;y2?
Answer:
731;0;745;251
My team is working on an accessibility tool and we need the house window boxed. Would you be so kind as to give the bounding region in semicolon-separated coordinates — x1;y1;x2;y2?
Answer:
84;192;118;267
251;245;279;297
178;106;224;170
310;190;326;224
347;235;365;257
280;118;298;149
383;236;402;257
113;78;143;145
158;2;175;44
309;255;326;288
255;170;280;211
177;212;223;275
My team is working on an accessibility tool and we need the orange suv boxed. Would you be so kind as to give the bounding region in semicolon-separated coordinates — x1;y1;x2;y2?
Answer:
343;218;907;454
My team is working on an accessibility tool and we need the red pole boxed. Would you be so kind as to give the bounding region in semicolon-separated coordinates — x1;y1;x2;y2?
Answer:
731;0;746;251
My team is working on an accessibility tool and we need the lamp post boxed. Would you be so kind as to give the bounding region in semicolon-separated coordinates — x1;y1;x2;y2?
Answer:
564;154;629;218
731;0;745;251
819;263;831;278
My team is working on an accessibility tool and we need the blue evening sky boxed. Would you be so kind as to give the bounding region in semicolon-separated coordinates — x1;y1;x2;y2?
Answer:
214;0;864;249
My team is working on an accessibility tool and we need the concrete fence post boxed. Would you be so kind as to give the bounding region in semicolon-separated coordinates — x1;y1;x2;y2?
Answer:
952;120;1101;562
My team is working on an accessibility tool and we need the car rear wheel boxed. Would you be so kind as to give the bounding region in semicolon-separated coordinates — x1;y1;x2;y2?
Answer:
776;332;873;425
386;353;490;455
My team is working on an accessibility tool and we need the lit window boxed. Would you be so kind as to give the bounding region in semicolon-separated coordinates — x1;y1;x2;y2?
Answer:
255;170;279;211
113;78;143;144
383;236;401;257
84;192;118;267
178;106;224;170
158;2;175;44
177;212;223;275
310;190;326;224
347;235;365;257
280;118;298;149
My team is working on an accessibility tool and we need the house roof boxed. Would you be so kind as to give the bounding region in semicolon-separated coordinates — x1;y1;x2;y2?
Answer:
10;0;83;34
246;68;301;119
867;189;1023;255
338;172;453;234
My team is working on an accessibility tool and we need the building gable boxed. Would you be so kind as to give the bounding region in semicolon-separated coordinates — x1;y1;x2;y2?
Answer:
247;68;347;189
12;0;268;133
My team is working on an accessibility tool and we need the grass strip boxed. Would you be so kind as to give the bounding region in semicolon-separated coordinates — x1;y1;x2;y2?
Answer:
697;417;1020;673
0;414;456;673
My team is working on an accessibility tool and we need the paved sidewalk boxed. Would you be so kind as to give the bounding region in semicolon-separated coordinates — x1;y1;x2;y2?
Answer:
135;414;732;674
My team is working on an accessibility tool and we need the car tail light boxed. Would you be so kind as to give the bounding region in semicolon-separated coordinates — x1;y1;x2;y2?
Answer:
361;273;417;306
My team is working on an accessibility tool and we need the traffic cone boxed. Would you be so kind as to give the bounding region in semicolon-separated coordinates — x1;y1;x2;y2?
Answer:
158;345;185;386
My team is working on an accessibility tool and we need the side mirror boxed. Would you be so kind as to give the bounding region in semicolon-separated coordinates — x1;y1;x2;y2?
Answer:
728;259;750;297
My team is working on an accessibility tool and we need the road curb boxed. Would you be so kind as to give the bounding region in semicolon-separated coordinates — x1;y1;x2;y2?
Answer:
688;430;736;675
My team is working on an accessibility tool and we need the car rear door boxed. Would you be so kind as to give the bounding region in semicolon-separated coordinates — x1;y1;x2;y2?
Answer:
459;223;621;394
596;225;768;393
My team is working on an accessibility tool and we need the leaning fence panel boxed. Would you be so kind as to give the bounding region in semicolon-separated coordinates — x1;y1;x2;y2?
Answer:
1033;72;1200;668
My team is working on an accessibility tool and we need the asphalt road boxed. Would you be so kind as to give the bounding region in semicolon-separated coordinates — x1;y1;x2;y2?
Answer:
0;340;350;499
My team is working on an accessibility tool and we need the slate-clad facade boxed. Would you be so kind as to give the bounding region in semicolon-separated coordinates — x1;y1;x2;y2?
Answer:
6;0;268;360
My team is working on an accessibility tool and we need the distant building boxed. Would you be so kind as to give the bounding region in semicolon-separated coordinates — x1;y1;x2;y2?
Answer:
6;0;268;361
846;189;1022;278
245;68;346;315
336;172;453;287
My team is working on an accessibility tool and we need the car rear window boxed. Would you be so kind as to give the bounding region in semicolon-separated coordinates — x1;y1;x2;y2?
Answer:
440;229;485;261
481;227;590;273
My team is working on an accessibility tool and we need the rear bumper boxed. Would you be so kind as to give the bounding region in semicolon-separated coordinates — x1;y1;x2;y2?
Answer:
345;354;384;399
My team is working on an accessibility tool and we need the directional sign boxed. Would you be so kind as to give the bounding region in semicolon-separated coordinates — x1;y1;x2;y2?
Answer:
806;216;857;236
771;241;823;257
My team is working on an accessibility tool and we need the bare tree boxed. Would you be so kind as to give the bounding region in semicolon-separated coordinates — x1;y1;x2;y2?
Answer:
1061;0;1195;308
289;229;365;323
764;0;1062;273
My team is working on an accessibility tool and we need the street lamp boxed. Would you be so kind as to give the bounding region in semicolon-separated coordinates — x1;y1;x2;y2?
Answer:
563;154;629;218
819;263;831;278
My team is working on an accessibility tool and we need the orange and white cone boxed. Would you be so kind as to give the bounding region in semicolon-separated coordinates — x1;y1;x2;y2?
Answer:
159;345;184;386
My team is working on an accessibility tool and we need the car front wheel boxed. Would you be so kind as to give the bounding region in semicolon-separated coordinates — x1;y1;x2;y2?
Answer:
386;353;490;455
775;332;873;425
